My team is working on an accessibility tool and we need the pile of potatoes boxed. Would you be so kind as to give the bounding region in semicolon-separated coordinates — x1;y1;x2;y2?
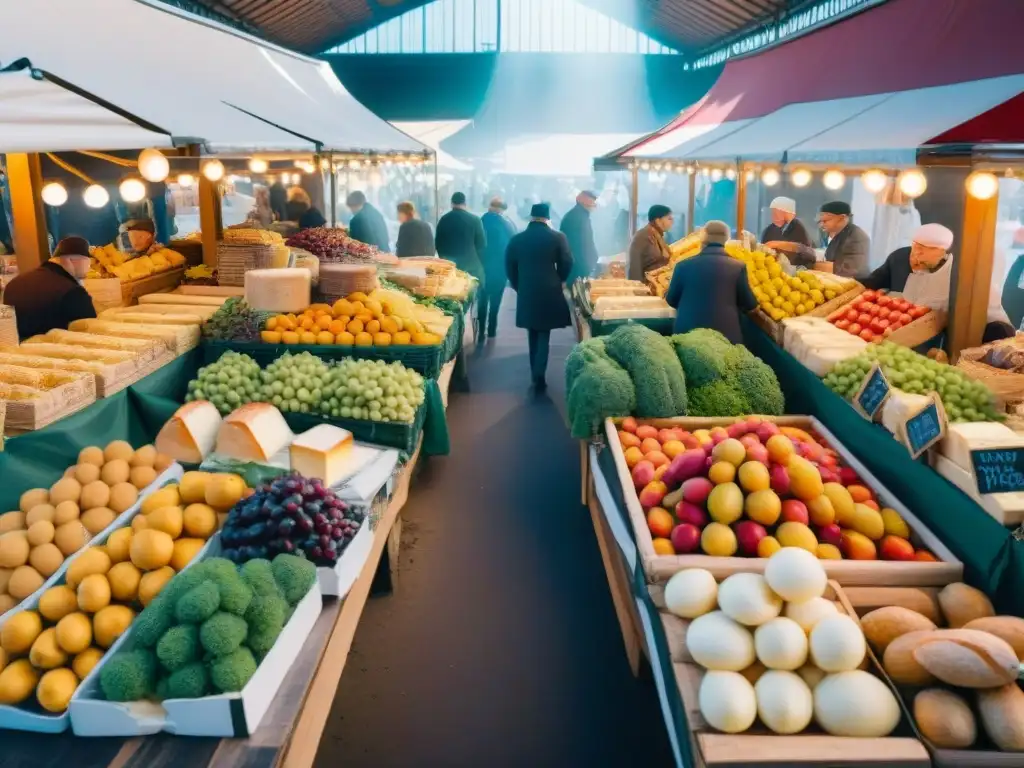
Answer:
0;441;174;615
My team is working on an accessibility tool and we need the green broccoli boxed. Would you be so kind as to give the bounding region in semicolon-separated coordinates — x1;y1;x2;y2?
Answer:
210;647;258;693
567;353;636;439
688;380;750;417
196;557;237;581
165;661;210;700
131;597;175;648
200;612;248;657
175;581;221;624
205;569;253;617
604;324;687;417
724;346;785;415
671;329;733;387
245;593;287;637
564;338;606;394
155;676;170;701
159;566;207;608
100;649;158;702
156;625;201;672
271;554;317;605
240;559;282;598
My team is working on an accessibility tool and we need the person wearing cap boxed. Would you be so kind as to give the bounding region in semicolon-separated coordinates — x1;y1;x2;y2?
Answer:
761;197;815;265
119;218;156;255
3;236;97;340
435;192;487;285
395;201;435;258
505;203;574;391
346;190;390;252
479;197;517;340
665;220;758;344
628;205;674;282
819;201;870;278
559;190;599;284
862;223;1014;341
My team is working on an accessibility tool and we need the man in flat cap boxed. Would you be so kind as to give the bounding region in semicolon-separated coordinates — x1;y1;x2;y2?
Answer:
628;204;674;282
559;190;599;284
819;200;870;278
761;196;815;265
505;203;574;391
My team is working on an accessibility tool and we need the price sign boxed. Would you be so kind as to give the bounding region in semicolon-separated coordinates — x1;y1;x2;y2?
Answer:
853;363;890;421
970;448;1024;495
902;393;946;460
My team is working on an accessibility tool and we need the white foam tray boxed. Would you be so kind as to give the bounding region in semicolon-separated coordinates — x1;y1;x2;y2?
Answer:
316;519;372;597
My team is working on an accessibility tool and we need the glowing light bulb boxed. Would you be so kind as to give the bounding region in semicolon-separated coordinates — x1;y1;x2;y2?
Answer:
725;168;736;180
791;168;812;187
710;168;723;181
861;169;888;194
248;158;268;173
177;173;195;187
761;168;780;186
897;169;927;198
965;171;999;200
41;182;68;207
83;184;109;208
201;159;225;182
823;170;846;190
745;170;755;182
119;178;146;203
137;148;169;182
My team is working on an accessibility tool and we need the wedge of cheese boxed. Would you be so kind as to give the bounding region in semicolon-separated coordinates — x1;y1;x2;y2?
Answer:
881;389;932;437
215;403;293;463
156;400;223;464
289;424;354;486
938;421;1020;471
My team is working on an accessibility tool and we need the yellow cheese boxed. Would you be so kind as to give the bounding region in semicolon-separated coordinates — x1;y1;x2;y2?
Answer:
215;403;293;462
289;425;354;486
156;401;223;464
244;268;311;313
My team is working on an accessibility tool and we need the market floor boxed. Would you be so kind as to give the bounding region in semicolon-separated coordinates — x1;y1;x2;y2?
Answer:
315;290;674;767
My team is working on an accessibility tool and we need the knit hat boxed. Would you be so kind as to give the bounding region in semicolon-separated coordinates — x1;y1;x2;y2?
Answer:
769;196;796;215
530;203;551;220
52;236;90;259
119;218;155;234
703;220;730;245
648;204;672;222
820;201;852;216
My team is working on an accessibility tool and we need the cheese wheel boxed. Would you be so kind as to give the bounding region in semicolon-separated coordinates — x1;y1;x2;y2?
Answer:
244;268;312;313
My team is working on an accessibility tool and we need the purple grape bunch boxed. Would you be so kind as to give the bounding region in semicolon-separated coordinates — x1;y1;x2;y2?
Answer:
220;473;366;567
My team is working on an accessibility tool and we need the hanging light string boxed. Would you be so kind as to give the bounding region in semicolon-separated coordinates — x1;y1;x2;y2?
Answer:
44;153;96;186
76;149;137;168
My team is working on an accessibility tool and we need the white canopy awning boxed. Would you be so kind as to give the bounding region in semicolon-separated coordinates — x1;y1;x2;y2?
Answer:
0;0;428;155
0;68;173;152
392;121;472;171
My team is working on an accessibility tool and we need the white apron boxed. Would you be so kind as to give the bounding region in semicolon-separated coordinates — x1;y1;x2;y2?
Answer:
900;256;1010;324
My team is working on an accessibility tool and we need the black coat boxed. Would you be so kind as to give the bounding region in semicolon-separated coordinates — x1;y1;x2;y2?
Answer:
285;201;326;231
481;210;516;286
861;246;915;292
348;204;390;252
505;221;574;331
664;243;758;344
395;218;435;257
435;208;486;281
559;203;598;282
824;222;871;278
5;261;97;340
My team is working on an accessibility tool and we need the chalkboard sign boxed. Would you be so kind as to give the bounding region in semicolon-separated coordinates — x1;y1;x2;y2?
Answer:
854;363;890;421
970;448;1024;495
903;394;946;459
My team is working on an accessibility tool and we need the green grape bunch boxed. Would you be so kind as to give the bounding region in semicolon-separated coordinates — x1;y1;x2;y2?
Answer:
185;351;263;414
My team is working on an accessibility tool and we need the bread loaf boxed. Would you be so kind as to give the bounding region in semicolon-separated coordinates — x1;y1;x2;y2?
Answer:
913;629;1019;688
964;616;1024;661
861;606;936;653
914;688;976;748
939;583;995;628
883;631;937;686
978;683;1024;751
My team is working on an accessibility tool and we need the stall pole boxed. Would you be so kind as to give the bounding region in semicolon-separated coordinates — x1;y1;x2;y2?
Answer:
329;155;337;228
7;153;48;272
735;162;747;235
198;176;222;269
686;172;696;235
948;189;999;359
629;164;639;237
433;154;440;227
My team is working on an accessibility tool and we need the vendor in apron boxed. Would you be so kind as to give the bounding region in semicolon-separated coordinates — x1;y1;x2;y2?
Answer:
862;223;1015;350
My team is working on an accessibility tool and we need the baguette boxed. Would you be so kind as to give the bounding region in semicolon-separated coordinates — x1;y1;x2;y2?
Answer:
913;628;1020;688
138;293;226;307
0;352;106;374
101;312;203;326
978;683;1024;750
11;342;136;365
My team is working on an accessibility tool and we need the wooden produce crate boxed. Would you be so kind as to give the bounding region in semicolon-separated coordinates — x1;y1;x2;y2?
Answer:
604;415;962;587
888;310;947;349
750;308;785;345
3;371;96;434
842;585;1021;767
650;579;930;768
806;284;864;319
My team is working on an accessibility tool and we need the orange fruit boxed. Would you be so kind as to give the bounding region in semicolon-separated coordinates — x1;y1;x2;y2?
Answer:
281;331;300;345
335;331;355;345
299;316;314;331
260;331;282;344
349;300;365;314
315;315;333;331
364;299;383;315
316;331;334;345
652;538;675;555
348;291;369;302
265;316;278;331
328;320;346;335
299;331;317;345
346;319;364;335
310;303;332;314
354;332;373;347
366;319;381;334
380;317;399;335
356;311;374;324
373;332;392;346
393;331;412;345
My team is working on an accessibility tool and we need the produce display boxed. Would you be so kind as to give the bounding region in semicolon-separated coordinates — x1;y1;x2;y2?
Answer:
823;342;1002;423
971;334;1024;372
590;296;674;321
220;473;366;567
856;582;1024;752
619;416;936;561
825;289;932;343
202;298;273;343
0;441;174;615
780;317;868;377
665;550;901;737
285;228;380;263
565;326;784;438
571;278;651;318
99;553;316;702
86;243;186;282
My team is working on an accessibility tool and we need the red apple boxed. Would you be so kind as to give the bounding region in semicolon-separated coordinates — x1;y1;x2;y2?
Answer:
756;422;781;442
859;329;874;342
839;467;859;486
710;427;729;444
726;423;746;439
740;434;761;450
781;499;809;525
867;304;881;316
735;520;768;557
845;308;859;322
877;295;891;307
818;465;839;484
862;290;878;302
670;523;702;554
681;477;714;506
680;433;701;449
818;523;842;547
770;464;791;495
639;481;668;509
676;501;709;527
879;535;916;561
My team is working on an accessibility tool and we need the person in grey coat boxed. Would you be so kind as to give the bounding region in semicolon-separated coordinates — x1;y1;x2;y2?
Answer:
665;220;758;344
505;203;574;391
559;190;598;284
479;197;517;339
395;201;435;257
819;200;870;278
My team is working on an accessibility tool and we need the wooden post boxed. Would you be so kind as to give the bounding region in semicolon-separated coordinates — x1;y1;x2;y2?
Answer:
948;189;999;359
628;164;639;236
735;163;747;236
686;171;696;235
198;176;222;269
328;156;337;227
7;153;49;272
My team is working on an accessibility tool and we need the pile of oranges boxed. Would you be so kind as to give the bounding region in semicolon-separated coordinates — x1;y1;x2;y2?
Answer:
259;292;442;347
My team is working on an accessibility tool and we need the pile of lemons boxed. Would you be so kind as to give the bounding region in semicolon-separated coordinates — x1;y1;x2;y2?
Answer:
726;245;835;322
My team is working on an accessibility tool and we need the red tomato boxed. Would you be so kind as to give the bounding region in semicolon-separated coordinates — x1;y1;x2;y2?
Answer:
859;329;874;342
845;309;859;322
883;327;894;337
868;304;882;316
877;295;891;307
835;319;851;330
869;320;884;334
909;306;929;319
848;322;862;334
862;290;877;302
858;313;872;325
899;312;913;324
897;300;911;313
889;321;902;331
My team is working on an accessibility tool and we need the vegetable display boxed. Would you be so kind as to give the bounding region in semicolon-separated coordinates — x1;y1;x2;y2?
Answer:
86;243;186;282
826;289;931;343
202;298;273;343
99;553;316;702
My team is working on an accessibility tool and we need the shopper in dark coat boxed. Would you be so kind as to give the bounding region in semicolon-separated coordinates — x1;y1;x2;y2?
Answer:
665;220;757;344
761;196;816;266
346;191;390;252
435;192;486;283
285;187;327;231
394;201;434;257
628;205;674;281
820;200;870;278
506;203;574;390
479;197;517;339
4;236;97;340
559;190;598;283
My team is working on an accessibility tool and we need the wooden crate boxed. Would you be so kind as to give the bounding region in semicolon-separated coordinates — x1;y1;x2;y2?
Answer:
652;580;930;768
604;415;962;587
888;310;947;349
956;358;1024;410
3;372;96;434
806;284;864;319
842;585;1020;767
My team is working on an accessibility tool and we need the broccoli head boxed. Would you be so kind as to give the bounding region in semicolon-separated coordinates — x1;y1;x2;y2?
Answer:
567;354;636;439
604;324;687;417
565;338;606;394
131;597;175;648
175;581;221;624
156;624;201;672
195;557;237;582
155;676;170;701
100;649;158;702
205;569;253;617
724;346;785;415
245;593;287;637
239;559;282;598
210;647;258;693
671;329;733;387
688;380;750;417
159;566;207;608
200;612;248;657
271;554;316;605
165;661;210;700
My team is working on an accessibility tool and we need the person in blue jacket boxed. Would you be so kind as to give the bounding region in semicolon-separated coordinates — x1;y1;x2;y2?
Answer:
665;220;758;344
479;197;517;341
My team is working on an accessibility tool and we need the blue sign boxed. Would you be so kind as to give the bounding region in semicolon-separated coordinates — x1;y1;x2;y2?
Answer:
971;448;1024;495
905;400;943;458
856;365;890;421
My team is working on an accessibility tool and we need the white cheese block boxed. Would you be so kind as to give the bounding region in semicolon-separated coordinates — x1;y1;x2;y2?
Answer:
933;453;1024;525
289;424;355;486
881;389;932;436
244;268;312;313
156;401;223;464
938;421;1020;470
803;347;866;377
215;403;293;462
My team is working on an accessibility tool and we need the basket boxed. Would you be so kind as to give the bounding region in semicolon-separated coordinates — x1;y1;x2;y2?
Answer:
280;398;426;453
0;305;16;348
216;244;278;287
956;336;1024;409
317;263;379;303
